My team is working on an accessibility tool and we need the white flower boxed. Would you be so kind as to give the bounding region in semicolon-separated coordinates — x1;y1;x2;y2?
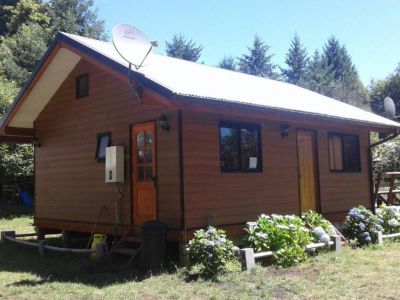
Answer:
320;234;330;243
388;219;399;227
313;227;325;237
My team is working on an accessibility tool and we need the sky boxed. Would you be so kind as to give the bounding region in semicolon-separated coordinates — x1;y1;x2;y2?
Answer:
94;0;400;84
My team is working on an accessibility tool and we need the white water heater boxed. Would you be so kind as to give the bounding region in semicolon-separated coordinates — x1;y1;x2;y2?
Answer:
105;146;124;183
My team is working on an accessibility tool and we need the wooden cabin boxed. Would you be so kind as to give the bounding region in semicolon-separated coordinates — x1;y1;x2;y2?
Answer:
1;32;399;247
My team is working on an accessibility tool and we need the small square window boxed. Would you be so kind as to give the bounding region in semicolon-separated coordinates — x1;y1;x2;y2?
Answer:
96;132;111;162
219;122;262;172
76;74;89;99
328;133;361;172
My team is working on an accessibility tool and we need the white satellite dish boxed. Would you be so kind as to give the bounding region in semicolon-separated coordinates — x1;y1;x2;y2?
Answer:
112;24;156;70
384;96;397;119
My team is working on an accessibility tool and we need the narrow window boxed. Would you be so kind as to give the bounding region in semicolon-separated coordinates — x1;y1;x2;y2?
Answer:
76;74;89;99
328;133;360;172
96;132;111;162
220;122;262;172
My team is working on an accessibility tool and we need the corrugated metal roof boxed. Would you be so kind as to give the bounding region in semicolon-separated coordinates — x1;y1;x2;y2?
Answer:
62;33;400;128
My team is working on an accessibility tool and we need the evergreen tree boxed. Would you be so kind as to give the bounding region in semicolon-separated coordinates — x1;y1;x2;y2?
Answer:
237;35;277;78
300;37;369;109
165;34;203;62
281;34;308;84
48;0;107;40
0;0;18;36
370;64;400;115
218;55;236;71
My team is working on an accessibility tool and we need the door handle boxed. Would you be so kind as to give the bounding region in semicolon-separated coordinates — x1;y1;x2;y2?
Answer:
152;175;157;186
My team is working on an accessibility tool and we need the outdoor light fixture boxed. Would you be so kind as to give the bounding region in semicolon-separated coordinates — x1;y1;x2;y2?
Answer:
33;137;41;148
158;114;170;131
281;124;290;138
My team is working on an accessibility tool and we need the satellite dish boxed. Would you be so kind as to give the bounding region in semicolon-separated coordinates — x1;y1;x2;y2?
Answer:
112;24;156;69
384;97;397;119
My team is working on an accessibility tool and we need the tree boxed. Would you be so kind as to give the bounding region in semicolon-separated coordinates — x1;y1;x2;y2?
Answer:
0;23;49;86
0;0;18;36
281;34;308;84
218;55;236;71
165;34;203;62
237;35;277;78
3;0;50;36
0;75;18;115
48;0;107;40
300;37;369;109
370;64;400;116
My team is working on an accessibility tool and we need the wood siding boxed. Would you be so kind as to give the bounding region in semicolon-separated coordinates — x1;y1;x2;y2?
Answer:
182;110;370;228
34;59;181;229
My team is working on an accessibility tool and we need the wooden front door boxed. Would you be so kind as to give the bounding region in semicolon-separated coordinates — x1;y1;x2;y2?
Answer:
296;130;319;212
132;122;157;225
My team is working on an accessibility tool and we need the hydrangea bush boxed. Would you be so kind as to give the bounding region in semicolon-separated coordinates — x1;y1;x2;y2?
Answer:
301;210;335;243
245;214;311;267
376;205;400;234
344;206;381;245
186;226;238;278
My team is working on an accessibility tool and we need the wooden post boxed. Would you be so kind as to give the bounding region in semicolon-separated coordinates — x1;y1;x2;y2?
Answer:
240;248;255;271
373;231;383;245
36;228;45;240
178;243;189;267
38;240;47;257
61;230;71;248
1;231;15;242
332;235;341;251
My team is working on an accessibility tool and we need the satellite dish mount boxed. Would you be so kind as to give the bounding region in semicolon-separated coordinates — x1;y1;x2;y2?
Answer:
112;24;157;99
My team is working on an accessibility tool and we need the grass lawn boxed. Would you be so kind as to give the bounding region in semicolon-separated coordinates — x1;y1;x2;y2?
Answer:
1;215;400;299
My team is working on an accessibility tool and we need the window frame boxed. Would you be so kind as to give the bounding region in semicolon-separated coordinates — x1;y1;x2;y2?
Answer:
328;132;361;173
95;132;111;162
219;121;263;173
76;73;89;99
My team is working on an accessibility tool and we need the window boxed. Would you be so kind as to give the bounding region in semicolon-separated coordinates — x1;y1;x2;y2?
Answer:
220;122;262;172
76;74;89;99
328;133;361;172
96;132;111;162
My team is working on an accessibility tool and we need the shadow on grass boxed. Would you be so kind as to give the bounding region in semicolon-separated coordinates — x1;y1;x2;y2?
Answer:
0;239;178;288
0;203;33;219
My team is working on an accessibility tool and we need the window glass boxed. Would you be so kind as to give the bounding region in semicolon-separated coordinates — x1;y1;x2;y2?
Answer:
329;135;343;170
220;123;261;172
343;135;360;171
328;133;360;172
96;133;111;162
76;74;89;99
240;128;259;171
220;127;239;171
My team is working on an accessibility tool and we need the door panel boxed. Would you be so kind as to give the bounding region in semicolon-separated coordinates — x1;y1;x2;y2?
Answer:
297;130;319;212
132;122;157;225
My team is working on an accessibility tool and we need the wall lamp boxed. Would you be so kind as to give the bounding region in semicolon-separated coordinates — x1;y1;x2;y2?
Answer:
158;114;170;131
281;124;290;138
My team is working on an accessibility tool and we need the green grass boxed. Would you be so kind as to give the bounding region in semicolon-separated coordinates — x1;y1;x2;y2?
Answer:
1;215;400;299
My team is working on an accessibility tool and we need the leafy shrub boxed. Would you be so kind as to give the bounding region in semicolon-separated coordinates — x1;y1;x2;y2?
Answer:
186;226;238;278
344;206;380;245
301;210;334;243
245;214;311;267
376;205;400;234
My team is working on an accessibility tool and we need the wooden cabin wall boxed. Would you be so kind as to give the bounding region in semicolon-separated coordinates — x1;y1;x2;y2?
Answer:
34;59;181;230
182;110;370;228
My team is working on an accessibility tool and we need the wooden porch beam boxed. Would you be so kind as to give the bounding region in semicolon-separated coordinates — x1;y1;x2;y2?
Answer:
4;127;34;137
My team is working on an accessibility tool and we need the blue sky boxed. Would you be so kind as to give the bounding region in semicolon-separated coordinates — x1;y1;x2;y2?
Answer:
94;0;400;84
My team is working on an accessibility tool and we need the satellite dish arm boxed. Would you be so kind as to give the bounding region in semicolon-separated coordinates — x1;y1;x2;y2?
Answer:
127;63;144;103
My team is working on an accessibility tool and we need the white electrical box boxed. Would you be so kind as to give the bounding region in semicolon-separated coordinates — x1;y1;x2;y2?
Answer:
105;146;124;183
